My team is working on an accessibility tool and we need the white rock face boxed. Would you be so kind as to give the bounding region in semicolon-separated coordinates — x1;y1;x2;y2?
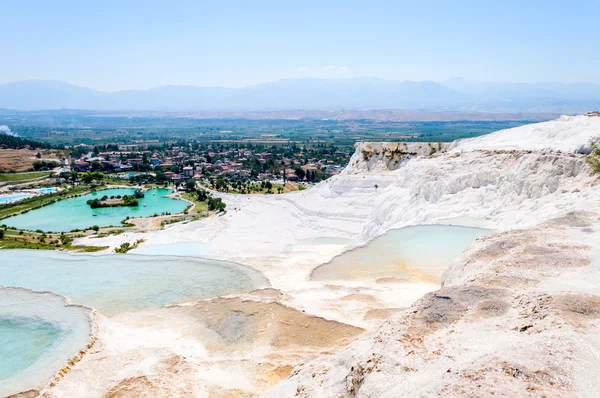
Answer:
344;142;448;174
359;150;595;241
263;212;600;397
257;116;600;397
450;114;600;154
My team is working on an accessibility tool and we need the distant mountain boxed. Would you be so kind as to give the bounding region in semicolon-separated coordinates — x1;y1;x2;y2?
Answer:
441;77;600;112
0;80;106;110
1;78;599;112
442;77;600;100
0;78;467;111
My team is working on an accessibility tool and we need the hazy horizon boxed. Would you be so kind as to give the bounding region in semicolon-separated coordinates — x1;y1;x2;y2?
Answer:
2;76;600;113
3;76;600;93
2;0;599;91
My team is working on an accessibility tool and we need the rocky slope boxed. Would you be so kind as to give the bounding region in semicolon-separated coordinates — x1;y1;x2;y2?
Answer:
259;115;600;397
263;211;600;397
46;291;364;398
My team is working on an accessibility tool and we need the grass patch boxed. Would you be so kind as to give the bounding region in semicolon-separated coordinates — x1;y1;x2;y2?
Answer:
181;191;209;214
91;229;126;239
0;231;107;252
0;171;51;182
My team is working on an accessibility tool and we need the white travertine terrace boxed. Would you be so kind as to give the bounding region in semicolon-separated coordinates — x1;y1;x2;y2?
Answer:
56;114;600;396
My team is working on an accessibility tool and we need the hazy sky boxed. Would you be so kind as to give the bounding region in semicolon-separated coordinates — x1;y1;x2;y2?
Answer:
1;0;599;91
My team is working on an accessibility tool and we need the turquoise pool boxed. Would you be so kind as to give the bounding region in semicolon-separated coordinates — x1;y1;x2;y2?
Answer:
3;188;188;232
0;288;93;397
311;225;492;282
0;193;33;204
37;187;57;193
0;317;62;381
0;250;269;316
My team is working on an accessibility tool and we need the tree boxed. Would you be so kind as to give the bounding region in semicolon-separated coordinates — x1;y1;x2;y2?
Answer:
215;177;227;191
82;172;94;183
197;188;209;202
185;179;197;192
208;196;226;212
155;172;167;183
294;167;306;180
314;169;324;182
91;225;100;232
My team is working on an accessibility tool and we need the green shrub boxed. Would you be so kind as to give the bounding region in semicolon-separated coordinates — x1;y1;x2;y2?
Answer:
587;137;600;174
114;242;131;253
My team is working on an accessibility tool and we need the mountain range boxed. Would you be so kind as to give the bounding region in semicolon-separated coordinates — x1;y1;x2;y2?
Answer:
1;77;599;113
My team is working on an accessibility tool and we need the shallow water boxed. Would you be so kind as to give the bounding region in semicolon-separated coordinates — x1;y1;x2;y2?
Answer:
0;317;62;381
0;288;92;397
3;188;188;232
0;193;33;204
436;216;495;229
130;241;214;257
311;225;492;282
0;250;268;316
37;187;57;193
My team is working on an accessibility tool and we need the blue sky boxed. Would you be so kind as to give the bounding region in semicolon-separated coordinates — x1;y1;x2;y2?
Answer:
1;0;599;91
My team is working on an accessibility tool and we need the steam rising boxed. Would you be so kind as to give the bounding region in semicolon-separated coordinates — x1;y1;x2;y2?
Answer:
0;125;17;136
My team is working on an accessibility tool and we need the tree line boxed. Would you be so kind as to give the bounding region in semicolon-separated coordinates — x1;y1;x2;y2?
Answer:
0;134;58;150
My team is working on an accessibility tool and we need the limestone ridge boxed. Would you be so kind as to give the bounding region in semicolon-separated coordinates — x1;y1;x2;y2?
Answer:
359;149;595;241
344;142;448;174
